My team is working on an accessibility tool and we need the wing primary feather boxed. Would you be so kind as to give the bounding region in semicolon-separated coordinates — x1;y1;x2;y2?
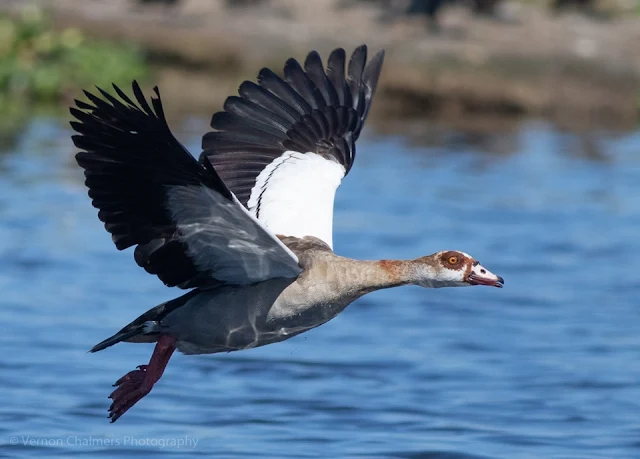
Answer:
347;45;367;118
202;130;286;150
82;89;124;125
304;50;338;107
258;68;312;116
238;81;300;123
224;96;291;135
284;57;326;111
358;49;386;136
111;83;138;107
151;86;168;126
326;48;347;107
310;110;329;140
131;80;154;116
74;99;94;110
96;86;129;113
211;112;289;145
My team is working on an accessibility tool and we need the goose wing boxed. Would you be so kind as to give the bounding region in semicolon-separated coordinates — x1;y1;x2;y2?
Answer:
71;82;302;289
201;45;385;248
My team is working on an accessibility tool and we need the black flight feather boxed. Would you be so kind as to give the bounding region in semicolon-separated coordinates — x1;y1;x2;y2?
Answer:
201;45;385;210
71;81;234;289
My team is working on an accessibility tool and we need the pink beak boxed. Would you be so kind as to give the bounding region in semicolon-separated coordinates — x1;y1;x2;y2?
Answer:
467;262;504;288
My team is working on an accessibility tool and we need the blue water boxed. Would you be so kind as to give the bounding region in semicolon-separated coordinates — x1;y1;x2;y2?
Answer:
1;116;639;458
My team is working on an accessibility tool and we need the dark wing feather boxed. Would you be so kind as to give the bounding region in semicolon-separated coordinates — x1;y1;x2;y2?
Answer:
304;50;339;108
326;48;348;107
284;58;326;110
201;45;385;210
347;45;367;120
238;81;300;123
72;82;301;289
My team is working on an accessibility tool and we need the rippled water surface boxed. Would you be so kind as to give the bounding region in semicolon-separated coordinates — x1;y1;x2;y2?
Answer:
1;116;639;458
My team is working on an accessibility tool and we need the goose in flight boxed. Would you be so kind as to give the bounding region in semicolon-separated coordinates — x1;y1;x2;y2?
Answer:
71;45;504;422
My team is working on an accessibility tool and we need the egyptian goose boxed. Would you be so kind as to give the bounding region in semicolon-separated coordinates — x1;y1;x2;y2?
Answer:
71;45;504;422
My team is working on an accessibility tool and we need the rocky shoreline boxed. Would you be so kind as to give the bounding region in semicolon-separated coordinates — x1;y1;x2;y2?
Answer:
4;0;640;130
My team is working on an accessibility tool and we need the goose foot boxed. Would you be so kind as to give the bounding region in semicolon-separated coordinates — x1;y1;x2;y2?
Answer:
108;335;176;422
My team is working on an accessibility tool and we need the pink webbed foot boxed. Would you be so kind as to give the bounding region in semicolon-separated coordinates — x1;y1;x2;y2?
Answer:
108;335;176;422
113;364;148;388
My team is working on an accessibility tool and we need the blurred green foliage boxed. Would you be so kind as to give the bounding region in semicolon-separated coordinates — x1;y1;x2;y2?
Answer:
0;6;147;110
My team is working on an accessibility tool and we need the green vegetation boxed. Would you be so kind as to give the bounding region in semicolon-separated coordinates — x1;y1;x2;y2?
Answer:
0;6;147;110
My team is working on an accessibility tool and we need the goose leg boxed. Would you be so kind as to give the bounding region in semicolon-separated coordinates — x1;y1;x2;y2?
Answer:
108;334;176;422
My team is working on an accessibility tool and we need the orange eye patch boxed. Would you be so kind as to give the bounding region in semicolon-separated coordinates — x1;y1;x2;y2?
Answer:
448;256;458;265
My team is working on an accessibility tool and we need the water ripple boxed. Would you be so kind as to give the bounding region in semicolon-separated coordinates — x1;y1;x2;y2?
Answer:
2;118;639;458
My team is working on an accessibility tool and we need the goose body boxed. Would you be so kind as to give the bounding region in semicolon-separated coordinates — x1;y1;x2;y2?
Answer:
71;45;504;422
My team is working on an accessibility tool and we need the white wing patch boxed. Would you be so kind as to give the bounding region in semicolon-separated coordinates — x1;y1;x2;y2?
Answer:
247;151;346;248
166;185;302;284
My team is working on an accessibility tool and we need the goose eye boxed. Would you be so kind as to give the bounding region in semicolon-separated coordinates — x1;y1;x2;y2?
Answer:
448;256;458;265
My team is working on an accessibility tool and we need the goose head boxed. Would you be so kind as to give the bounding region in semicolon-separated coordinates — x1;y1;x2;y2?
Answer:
413;250;504;289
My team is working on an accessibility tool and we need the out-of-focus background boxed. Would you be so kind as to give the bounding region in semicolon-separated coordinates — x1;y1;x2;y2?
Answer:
1;1;639;458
